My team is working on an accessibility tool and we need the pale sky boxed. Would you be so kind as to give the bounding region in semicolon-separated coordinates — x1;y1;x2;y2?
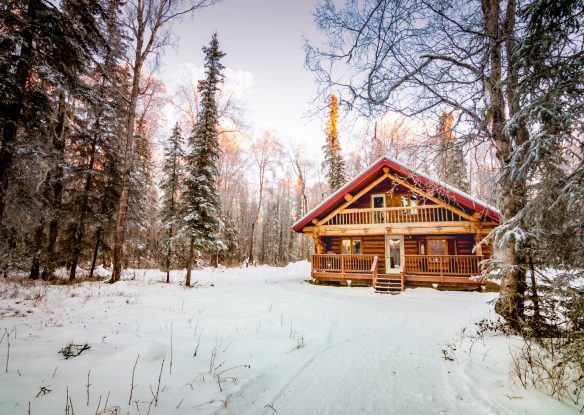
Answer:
160;0;328;154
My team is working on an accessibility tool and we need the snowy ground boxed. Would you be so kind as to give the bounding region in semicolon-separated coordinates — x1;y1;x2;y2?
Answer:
0;262;578;415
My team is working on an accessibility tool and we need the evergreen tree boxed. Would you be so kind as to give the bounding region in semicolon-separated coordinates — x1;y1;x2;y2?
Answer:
322;94;347;193
159;123;185;282
435;112;469;192
0;0;107;279
127;117;158;268
182;33;225;287
66;0;127;280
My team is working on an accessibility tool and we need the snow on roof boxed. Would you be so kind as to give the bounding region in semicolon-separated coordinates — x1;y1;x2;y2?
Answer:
292;156;501;232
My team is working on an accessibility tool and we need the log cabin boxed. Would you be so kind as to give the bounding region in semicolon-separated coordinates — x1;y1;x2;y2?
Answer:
292;157;500;293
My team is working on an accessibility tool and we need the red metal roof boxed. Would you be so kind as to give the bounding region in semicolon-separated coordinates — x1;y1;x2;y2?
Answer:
292;156;501;232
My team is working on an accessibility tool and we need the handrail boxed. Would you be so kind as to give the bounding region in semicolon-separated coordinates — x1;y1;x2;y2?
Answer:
403;255;483;276
400;255;405;291
370;256;378;286
311;254;378;274
334;205;443;213
325;205;465;225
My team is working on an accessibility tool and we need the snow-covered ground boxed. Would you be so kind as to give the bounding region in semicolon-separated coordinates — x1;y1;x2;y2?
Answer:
0;262;578;414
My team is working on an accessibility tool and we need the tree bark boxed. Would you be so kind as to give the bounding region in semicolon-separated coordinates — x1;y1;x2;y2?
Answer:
69;139;97;280
89;226;101;279
166;226;172;283
483;0;527;328
185;238;195;287
110;51;143;283
29;223;43;279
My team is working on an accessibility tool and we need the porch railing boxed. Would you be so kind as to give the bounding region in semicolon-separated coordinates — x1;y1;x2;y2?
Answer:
325;205;465;226
311;254;378;276
403;255;483;276
311;254;483;280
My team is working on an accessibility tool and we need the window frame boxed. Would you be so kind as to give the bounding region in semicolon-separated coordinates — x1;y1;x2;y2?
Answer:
341;238;362;255
371;193;386;209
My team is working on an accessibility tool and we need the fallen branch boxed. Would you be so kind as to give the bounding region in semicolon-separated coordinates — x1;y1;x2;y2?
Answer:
59;343;90;359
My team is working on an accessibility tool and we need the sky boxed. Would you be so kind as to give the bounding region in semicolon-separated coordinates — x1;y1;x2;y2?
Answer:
160;0;328;154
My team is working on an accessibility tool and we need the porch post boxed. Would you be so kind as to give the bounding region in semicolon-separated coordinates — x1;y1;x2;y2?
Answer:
474;231;483;275
312;229;325;254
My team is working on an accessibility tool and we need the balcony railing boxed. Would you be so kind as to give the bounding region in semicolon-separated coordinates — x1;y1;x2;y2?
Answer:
325;205;465;226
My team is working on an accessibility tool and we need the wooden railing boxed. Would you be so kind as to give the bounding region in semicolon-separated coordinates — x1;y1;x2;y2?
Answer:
371;256;379;286
312;254;378;276
310;254;482;281
325;205;464;226
403;255;482;276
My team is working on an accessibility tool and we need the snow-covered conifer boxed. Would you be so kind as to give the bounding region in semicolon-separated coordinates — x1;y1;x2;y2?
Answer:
159;123;185;282
182;33;226;286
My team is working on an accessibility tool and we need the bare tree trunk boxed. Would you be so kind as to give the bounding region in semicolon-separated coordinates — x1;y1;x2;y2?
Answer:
88;226;101;279
69;140;97;280
29;223;43;279
185;238;194;287
166;226;172;283
248;221;256;267
110;50;142;283
483;0;526;327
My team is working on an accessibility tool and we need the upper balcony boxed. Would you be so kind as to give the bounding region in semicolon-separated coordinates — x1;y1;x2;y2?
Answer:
323;205;466;226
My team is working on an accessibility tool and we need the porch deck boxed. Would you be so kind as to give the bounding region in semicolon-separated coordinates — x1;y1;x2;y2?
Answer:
310;254;485;290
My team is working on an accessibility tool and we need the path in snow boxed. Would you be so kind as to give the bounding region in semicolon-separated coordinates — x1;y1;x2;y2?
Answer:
0;262;578;414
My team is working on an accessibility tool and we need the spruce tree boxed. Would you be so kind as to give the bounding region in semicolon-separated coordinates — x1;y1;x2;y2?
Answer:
67;0;127;280
322;94;347;193
127;117;157;268
160;123;185;283
182;33;225;287
435;112;469;192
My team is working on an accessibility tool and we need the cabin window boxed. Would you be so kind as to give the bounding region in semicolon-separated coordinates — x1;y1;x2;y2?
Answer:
410;195;418;214
427;239;448;256
341;238;361;255
372;194;385;209
371;194;386;223
401;194;418;214
352;239;362;255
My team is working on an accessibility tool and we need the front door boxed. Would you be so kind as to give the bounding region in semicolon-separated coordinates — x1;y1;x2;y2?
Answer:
385;235;404;274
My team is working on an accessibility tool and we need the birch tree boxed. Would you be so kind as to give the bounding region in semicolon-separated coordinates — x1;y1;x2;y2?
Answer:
247;131;282;266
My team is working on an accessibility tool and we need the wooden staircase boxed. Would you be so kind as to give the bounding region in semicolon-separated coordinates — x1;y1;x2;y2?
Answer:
374;275;402;294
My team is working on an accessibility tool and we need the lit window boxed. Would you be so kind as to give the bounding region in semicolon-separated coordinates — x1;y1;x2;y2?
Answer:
342;239;351;255
341;238;362;255
428;239;447;255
